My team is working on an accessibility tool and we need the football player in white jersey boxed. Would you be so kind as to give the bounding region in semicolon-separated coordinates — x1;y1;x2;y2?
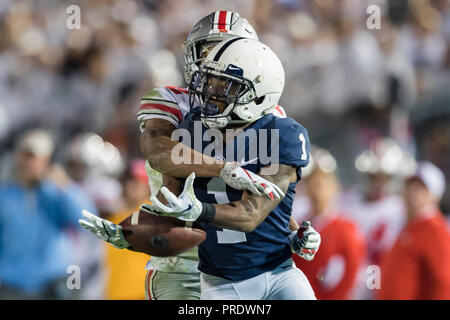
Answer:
137;11;288;300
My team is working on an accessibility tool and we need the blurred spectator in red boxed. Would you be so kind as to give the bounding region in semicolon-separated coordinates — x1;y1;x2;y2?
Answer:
342;139;414;265
293;148;366;300
63;132;119;299
377;162;450;300
340;138;414;299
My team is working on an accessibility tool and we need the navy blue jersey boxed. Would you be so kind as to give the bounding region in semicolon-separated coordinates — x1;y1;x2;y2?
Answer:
179;113;310;281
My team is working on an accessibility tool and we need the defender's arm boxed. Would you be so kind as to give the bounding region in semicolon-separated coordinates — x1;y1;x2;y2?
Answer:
141;118;284;200
140;118;225;178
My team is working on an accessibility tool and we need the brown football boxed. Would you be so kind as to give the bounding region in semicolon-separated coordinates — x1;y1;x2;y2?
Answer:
119;209;206;257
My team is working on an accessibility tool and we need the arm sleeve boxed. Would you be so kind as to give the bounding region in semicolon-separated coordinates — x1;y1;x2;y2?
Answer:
137;88;183;131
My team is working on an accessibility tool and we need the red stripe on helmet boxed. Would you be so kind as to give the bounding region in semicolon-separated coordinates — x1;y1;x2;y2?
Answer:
218;11;227;31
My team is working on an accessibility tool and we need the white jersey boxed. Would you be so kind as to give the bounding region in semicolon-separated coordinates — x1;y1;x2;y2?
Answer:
137;86;287;273
339;190;406;299
339;191;406;264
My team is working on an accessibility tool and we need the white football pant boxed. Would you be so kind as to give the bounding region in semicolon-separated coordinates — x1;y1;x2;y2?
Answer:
200;258;316;300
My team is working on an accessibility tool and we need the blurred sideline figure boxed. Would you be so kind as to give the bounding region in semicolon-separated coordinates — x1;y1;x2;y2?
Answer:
340;138;414;299
65;133;123;218
105;159;150;300
63;133;111;299
377;162;450;300
0;129;83;299
293;147;366;299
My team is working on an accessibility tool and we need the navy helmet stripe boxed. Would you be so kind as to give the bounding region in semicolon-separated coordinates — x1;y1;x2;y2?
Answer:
213;37;244;62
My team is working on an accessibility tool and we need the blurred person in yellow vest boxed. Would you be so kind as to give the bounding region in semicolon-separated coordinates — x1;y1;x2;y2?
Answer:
105;159;150;300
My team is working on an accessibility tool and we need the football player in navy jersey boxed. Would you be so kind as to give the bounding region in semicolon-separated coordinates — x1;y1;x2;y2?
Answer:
144;38;320;300
79;12;292;300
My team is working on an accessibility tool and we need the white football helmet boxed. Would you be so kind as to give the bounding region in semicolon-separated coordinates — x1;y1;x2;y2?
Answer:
354;138;417;176
182;11;259;84
188;38;285;129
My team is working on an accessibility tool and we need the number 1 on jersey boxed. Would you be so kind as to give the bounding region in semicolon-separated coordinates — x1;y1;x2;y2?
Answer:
299;133;307;160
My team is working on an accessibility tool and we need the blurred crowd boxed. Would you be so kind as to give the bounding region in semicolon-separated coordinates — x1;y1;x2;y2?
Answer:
0;0;449;299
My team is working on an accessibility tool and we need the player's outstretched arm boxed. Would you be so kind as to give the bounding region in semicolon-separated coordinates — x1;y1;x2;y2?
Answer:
209;164;295;232
143;164;294;232
140;119;284;200
79;209;130;249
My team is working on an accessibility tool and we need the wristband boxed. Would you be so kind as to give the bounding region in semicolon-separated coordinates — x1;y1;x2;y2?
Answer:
197;202;216;223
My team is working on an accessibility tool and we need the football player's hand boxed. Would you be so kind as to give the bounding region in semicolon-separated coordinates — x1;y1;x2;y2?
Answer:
220;162;285;200
143;172;203;222
78;209;130;249
289;221;321;261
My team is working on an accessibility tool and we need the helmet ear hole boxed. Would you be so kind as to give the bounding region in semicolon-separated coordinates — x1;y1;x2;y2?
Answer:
255;96;265;105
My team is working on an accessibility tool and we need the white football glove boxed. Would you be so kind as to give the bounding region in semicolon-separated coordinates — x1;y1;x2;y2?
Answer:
220;162;285;200
289;221;321;261
143;172;203;222
78;209;130;249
